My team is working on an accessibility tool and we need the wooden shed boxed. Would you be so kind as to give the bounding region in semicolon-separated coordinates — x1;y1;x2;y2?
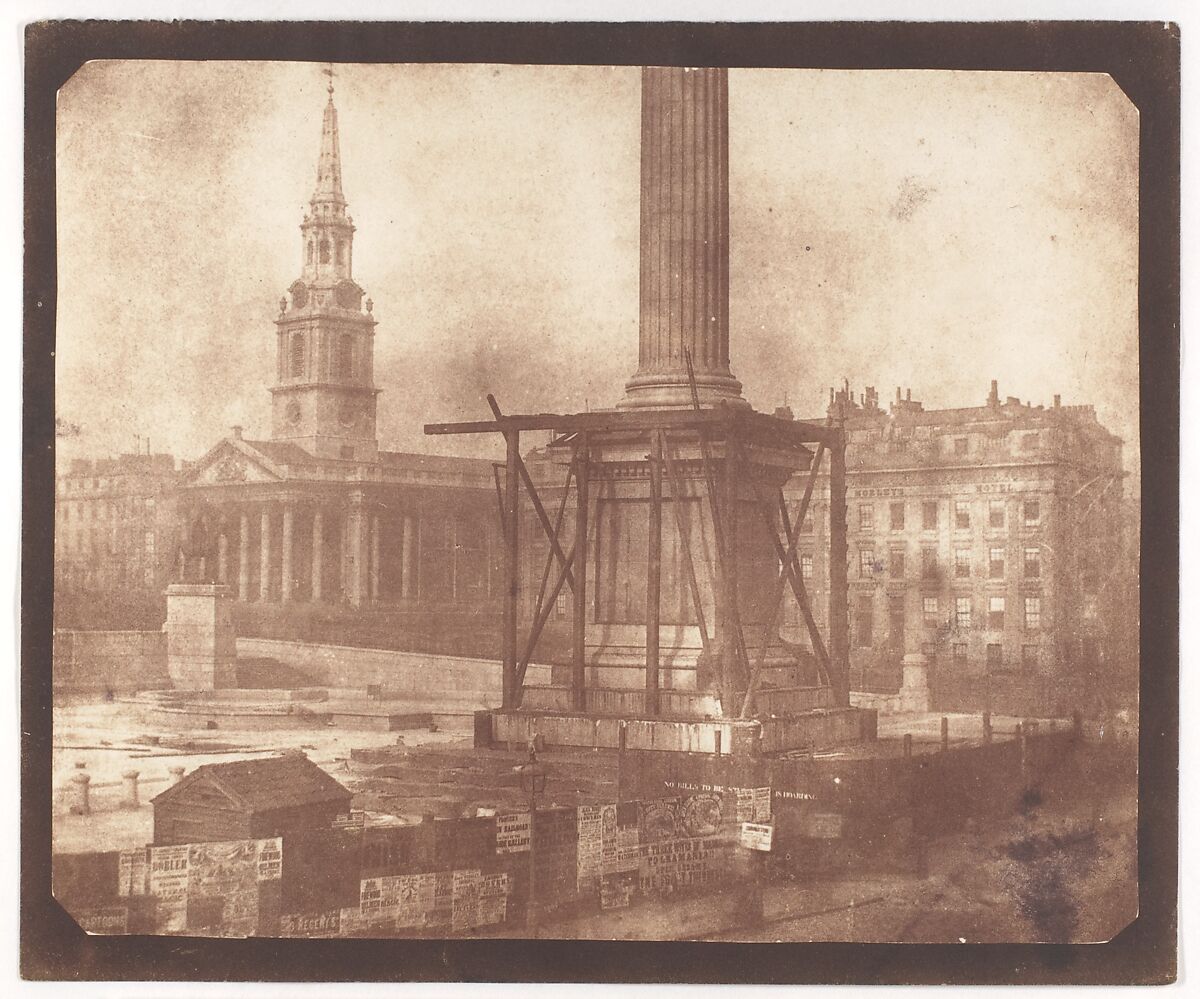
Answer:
151;753;352;846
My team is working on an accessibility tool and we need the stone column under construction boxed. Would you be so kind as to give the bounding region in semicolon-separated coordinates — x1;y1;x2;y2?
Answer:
622;66;746;410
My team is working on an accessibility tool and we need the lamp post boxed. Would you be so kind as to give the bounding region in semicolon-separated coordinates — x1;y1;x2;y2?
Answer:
515;743;548;935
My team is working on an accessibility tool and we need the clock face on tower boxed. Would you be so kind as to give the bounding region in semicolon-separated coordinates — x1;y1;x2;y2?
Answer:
286;400;302;425
339;400;359;428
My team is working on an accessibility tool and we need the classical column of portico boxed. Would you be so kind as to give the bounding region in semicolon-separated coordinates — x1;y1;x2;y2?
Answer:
217;531;229;584
345;491;370;608
621;66;746;411
369;514;381;603
311;508;324;603
401;514;415;600
259;507;272;601
237;511;250;601
281;504;294;603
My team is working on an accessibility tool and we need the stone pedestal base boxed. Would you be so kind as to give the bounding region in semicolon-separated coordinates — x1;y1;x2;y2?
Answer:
164;583;238;690
897;654;931;714
482;705;876;757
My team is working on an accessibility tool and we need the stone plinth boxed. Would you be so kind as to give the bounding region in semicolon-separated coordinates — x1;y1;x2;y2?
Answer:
164;583;238;690
543;421;819;717
898;653;932;714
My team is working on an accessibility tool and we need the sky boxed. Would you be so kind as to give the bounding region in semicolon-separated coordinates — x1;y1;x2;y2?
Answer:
55;61;1139;477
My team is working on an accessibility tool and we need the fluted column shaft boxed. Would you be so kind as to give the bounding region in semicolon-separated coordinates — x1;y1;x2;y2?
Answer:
259;508;272;602
623;66;744;410
312;509;324;603
281;505;294;603
237;512;250;601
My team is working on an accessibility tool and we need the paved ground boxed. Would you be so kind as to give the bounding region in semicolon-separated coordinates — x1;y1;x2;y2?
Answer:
51;697;473;853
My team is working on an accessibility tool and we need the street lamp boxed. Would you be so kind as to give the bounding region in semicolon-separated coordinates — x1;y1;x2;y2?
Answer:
515;742;548;935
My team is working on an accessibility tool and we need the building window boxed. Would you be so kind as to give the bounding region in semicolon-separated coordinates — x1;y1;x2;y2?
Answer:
988;499;1005;529
800;511;814;534
922;501;938;530
921;548;938;580
306;240;314;264
855;595;874;647
922;596;939;628
955;596;972;630
955;499;974;530
988;595;1005;630
1024;595;1041;630
336;239;345;264
954;548;971;578
952;643;968;665
555;587;569;619
889;549;905;578
1023;547;1041;578
889;502;904;530
954;437;968;456
859;504;874;531
988;546;1005;579
1023;500;1041;526
986;643;1003;668
319;238;330;264
800;553;813;580
1024;433;1041;451
859;549;876;578
290;332;305;378
1021;645;1039;669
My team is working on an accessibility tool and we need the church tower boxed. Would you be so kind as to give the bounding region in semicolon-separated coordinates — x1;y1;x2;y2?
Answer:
271;77;379;461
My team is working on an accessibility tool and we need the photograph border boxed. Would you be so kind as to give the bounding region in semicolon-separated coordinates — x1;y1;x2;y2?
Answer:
21;19;1179;985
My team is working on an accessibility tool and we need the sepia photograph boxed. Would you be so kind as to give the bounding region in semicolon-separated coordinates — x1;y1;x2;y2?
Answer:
21;17;1180;987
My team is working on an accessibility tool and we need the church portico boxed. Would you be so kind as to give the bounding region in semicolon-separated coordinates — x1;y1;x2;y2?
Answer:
170;77;503;655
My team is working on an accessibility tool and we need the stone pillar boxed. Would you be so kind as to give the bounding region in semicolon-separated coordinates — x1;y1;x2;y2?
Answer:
69;772;91;815
311;509;324;603
217;532;229;584
621;66;745;410
346;493;369;608
122;770;140;809
370;514;381;603
259;508;272;602
281;504;294;603
898;652;931;713
401;514;415;599
169;765;186;784
164;583;238;689
237;511;250;601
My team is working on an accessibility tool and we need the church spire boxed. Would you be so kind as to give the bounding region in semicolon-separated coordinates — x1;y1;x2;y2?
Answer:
313;67;345;206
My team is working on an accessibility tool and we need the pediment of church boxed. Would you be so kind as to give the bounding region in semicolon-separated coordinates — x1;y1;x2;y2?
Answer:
182;442;283;487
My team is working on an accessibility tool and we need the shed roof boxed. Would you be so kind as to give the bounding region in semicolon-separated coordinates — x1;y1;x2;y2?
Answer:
151;753;351;813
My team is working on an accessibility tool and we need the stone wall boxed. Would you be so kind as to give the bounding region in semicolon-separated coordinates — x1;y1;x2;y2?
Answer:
53;629;170;694
235;637;551;706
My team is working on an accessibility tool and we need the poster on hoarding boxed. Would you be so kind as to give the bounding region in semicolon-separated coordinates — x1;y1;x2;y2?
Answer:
495;811;531;853
148;845;190;902
117;848;148;897
739;822;774;852
576;804;604;893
